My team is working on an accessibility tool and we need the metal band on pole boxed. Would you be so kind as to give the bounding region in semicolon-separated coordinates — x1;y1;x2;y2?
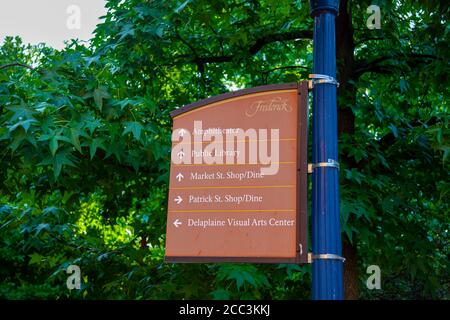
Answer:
308;74;340;89
308;253;346;264
308;159;340;174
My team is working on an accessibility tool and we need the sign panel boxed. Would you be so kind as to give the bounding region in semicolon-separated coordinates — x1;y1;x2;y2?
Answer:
165;82;308;263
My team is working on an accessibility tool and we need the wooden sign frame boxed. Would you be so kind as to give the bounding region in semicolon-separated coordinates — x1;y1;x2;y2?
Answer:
165;82;309;264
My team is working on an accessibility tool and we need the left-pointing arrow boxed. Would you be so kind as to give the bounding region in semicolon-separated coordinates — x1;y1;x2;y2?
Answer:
173;219;182;228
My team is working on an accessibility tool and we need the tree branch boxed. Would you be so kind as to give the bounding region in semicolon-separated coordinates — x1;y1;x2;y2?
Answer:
261;65;309;84
263;65;309;73
175;31;199;59
175;30;209;88
354;37;384;47
355;53;441;78
379;116;438;149
174;29;313;66
0;62;35;71
247;30;313;55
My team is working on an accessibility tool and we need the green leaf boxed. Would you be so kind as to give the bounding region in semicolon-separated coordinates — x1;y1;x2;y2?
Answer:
118;24;135;42
441;145;449;163
429;127;444;145
93;86;110;111
343;224;354;244
399;79;408;92
35;223;50;236
10;127;27;152
50;136;59;156
155;24;166;38
38;150;77;179
89;138;105;159
175;0;191;13
29;253;43;265
70;128;82;153
211;289;230;300
8;119;38;133
84;118;102;135
388;124;398;138
217;265;265;291
123;122;143;140
114;98;136;110
6;104;37;122
53;151;77;179
39;132;71;156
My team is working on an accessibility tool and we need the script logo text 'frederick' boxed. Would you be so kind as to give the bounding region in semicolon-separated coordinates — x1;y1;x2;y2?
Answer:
245;97;292;117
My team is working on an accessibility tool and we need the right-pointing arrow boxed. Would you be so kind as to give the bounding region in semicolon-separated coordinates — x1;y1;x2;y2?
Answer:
174;196;183;204
173;219;182;228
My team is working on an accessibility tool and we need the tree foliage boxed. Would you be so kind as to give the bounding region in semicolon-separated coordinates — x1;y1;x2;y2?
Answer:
0;0;448;299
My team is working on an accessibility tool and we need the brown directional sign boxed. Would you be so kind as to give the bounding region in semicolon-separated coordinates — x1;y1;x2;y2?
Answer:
165;82;308;263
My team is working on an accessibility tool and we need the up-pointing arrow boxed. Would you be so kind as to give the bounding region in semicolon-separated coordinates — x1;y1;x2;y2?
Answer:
176;173;184;182
177;150;185;159
174;196;183;204
173;219;182;228
179;129;186;137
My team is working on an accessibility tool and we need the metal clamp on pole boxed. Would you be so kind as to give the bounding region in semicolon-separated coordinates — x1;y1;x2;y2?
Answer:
308;74;340;89
308;253;346;264
308;159;340;174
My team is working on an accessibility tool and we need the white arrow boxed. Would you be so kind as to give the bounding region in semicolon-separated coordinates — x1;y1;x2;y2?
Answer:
174;196;183;204
179;129;186;137
177;150;185;159
173;219;182;228
176;173;184;182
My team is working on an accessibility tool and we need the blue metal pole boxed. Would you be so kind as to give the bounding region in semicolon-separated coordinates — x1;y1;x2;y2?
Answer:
310;0;344;300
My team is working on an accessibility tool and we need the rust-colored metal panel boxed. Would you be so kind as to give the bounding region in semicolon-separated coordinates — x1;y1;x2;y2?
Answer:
165;82;308;263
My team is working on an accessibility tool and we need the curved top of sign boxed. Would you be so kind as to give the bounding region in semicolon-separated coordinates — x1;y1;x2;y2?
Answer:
170;82;298;118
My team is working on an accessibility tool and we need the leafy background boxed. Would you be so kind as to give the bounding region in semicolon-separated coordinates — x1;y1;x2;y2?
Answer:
0;0;448;299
